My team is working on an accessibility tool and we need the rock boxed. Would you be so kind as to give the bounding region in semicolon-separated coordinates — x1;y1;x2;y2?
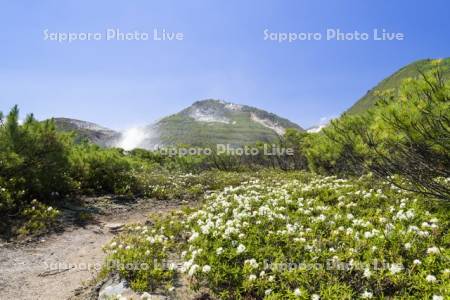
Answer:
104;223;124;232
140;292;169;299
97;277;169;300
98;278;138;300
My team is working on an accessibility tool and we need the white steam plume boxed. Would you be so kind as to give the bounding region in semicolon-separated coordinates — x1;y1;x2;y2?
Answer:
115;126;157;150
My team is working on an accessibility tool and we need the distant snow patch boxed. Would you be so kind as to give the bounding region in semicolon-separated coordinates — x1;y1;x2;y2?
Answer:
250;113;285;135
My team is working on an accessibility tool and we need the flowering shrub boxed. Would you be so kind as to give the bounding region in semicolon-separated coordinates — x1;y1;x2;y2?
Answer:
105;173;449;299
18;199;60;235
0;181;16;213
136;171;253;200
103;211;187;292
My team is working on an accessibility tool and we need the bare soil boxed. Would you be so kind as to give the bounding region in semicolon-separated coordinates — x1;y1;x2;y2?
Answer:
0;197;185;300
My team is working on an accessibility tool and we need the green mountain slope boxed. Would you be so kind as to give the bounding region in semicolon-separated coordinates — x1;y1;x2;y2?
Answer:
153;99;303;147
53;118;120;146
346;58;450;115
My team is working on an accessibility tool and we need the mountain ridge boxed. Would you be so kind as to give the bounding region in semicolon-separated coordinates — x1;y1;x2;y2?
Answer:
51;57;448;146
346;57;450;115
150;99;303;147
52;118;120;147
52;99;304;149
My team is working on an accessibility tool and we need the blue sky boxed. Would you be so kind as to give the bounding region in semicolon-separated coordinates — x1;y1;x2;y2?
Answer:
0;0;449;130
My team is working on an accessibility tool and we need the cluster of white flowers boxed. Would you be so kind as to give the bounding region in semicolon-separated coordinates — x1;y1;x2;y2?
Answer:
110;174;449;298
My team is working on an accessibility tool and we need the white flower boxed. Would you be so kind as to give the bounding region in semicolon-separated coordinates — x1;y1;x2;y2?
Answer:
265;289;272;295
404;243;411;250
180;259;193;273
311;294;320;300
244;259;258;269
363;267;372;278
364;231;374;239
426;274;437;282
432;296;443;300
405;210;415;219
47;206;53;211
188;231;199;242
188;264;199;277
427;246;440;255
236;244;246;254
294;288;302;296
413;259;421;265
216;247;224;255
202;265;211;273
389;263;403;274
361;290;373;299
248;274;257;281
421;222;430;228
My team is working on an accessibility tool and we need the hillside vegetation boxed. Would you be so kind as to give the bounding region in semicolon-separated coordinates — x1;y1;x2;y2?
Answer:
346;58;450;115
0;64;449;299
155;99;303;147
106;172;449;299
305;64;450;201
51;100;303;149
52;117;119;147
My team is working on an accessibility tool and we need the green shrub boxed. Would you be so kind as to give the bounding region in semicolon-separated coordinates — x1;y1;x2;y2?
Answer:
18;199;60;235
0;106;74;212
104;212;185;292
330;67;449;199
0;179;17;213
303;65;450;200
69;145;143;195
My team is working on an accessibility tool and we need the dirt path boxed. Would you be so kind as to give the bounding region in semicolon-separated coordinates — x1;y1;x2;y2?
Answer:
0;198;183;300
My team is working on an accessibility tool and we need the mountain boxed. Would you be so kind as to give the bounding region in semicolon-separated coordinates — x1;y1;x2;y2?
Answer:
146;99;304;147
51;100;303;149
53;118;120;147
346;58;450;115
